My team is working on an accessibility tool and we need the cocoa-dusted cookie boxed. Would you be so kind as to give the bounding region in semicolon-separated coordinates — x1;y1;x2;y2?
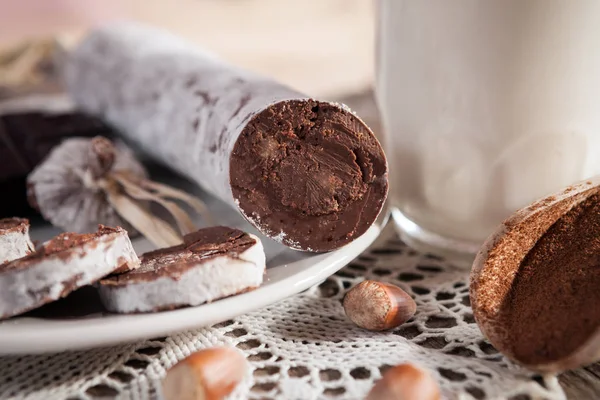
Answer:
98;226;265;313
65;23;388;252
0;225;139;319
0;218;34;264
470;177;600;373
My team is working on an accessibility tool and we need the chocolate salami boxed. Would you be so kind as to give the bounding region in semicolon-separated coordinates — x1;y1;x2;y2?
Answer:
65;23;388;252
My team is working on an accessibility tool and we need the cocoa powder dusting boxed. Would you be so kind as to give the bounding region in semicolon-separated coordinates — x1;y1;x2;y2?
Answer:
500;191;600;365
525;196;556;213
474;192;577;319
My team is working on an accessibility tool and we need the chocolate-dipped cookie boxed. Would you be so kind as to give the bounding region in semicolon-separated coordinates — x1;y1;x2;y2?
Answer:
471;177;600;373
98;226;265;313
0;225;139;319
0;218;34;264
65;23;388;252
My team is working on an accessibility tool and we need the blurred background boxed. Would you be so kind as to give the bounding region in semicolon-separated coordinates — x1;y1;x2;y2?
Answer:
0;0;375;99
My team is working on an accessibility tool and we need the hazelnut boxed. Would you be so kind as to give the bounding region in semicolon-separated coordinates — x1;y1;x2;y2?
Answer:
367;363;441;400
162;347;247;400
343;280;416;331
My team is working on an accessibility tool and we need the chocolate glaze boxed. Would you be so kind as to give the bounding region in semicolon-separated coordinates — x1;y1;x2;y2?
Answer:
230;100;388;252
2;225;123;272
101;226;256;286
0;218;28;233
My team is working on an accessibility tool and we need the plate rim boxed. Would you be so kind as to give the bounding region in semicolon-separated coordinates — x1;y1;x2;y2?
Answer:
0;225;381;354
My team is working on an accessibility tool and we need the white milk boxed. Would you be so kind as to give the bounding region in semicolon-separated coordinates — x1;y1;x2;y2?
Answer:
377;0;600;256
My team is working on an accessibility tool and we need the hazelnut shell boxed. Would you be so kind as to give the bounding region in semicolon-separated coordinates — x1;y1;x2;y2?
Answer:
367;363;440;400
162;347;247;400
343;280;416;331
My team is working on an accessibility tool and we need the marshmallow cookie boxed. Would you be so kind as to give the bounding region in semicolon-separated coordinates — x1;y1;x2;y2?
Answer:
99;226;265;313
65;23;388;252
0;225;139;319
0;218;34;264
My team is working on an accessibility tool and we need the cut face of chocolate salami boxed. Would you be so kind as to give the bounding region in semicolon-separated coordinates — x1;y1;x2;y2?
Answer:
98;226;265;313
0;225;139;319
0;218;34;264
470;178;600;373
65;23;388;252
231;100;387;251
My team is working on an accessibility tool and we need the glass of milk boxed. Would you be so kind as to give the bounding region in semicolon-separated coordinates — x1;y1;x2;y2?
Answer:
377;0;600;264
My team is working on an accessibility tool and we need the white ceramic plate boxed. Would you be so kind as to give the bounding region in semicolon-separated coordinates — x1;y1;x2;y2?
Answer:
0;170;383;354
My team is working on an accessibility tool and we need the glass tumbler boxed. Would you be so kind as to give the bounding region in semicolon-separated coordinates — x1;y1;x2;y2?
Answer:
377;0;600;264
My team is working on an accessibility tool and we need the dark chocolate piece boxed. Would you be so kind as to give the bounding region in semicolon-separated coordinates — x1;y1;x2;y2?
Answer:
0;111;110;181
471;178;600;373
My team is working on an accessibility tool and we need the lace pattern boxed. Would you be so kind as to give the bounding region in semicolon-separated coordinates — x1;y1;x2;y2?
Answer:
0;226;566;400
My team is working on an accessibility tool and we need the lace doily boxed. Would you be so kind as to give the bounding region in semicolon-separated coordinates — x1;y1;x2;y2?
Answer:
0;226;568;400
